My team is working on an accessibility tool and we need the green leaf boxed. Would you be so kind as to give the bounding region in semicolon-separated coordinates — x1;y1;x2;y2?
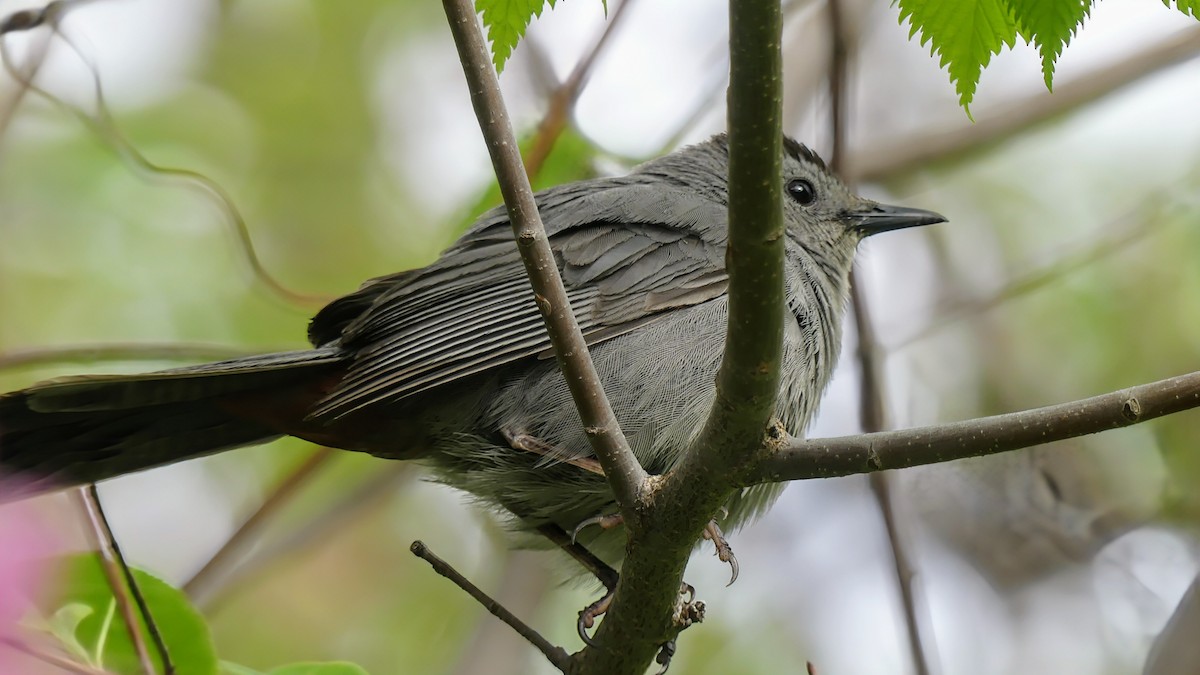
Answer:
268;663;370;675
41;603;96;665
1007;0;1092;90
896;0;1019;116
45;554;219;675
476;0;558;71
1164;0;1199;18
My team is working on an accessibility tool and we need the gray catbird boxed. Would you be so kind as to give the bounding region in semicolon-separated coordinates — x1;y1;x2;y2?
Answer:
0;134;943;560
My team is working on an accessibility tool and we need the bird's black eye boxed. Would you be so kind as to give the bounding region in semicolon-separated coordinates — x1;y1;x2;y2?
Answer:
786;179;817;206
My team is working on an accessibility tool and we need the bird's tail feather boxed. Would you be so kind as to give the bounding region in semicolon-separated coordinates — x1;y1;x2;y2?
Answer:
0;348;346;496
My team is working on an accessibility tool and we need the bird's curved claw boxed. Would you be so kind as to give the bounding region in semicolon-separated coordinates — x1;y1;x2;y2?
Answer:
576;588;614;647
703;519;739;586
571;512;624;544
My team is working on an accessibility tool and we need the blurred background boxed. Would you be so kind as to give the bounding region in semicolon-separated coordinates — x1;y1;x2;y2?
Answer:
0;0;1198;673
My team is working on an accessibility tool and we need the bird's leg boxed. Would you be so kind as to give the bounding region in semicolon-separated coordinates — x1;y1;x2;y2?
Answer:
501;427;604;475
703;518;739;586
535;524;619;646
537;522;706;655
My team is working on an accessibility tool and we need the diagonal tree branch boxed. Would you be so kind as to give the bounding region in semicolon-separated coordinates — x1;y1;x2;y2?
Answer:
750;370;1200;483
410;541;571;672
441;0;646;525
849;25;1200;183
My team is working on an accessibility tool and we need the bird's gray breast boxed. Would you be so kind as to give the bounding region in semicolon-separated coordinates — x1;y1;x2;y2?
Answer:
485;299;726;472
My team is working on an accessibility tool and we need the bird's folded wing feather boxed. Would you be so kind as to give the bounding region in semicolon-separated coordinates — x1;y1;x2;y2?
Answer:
307;182;728;421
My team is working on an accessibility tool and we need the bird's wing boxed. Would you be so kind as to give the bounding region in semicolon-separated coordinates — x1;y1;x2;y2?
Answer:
307;183;728;420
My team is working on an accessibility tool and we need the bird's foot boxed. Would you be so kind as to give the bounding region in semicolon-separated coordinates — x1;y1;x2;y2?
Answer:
656;583;704;673
703;518;739;586
571;511;624;543
577;586;615;646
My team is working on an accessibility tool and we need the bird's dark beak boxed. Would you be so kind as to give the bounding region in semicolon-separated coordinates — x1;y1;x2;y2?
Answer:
849;203;947;237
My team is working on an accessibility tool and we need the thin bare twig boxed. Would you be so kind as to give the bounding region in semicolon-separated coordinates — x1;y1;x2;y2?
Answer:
850;272;937;675
442;0;646;513
891;204;1164;349
0;343;267;372
653;0;821;156
75;486;160;675
0;6;328;309
752;369;1200;482
827;3;935;671
0;634;117;675
410;541;571;672
850;25;1200;183
523;0;636;178
0;11;51;141
450;550;553;675
182;448;336;601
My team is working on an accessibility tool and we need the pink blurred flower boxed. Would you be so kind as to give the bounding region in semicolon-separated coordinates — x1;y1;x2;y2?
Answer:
0;484;62;671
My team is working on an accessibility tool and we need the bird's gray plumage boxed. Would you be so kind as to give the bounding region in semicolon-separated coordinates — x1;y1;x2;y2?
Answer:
0;134;945;564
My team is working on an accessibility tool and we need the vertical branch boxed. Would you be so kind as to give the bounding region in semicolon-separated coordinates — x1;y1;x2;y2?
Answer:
674;0;787;479
825;3;935;675
572;0;788;670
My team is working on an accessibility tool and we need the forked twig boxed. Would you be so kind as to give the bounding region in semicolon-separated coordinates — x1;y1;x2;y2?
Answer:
0;9;50;141
410;541;571;672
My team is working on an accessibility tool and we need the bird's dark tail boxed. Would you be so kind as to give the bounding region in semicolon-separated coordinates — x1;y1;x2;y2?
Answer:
0;348;347;497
